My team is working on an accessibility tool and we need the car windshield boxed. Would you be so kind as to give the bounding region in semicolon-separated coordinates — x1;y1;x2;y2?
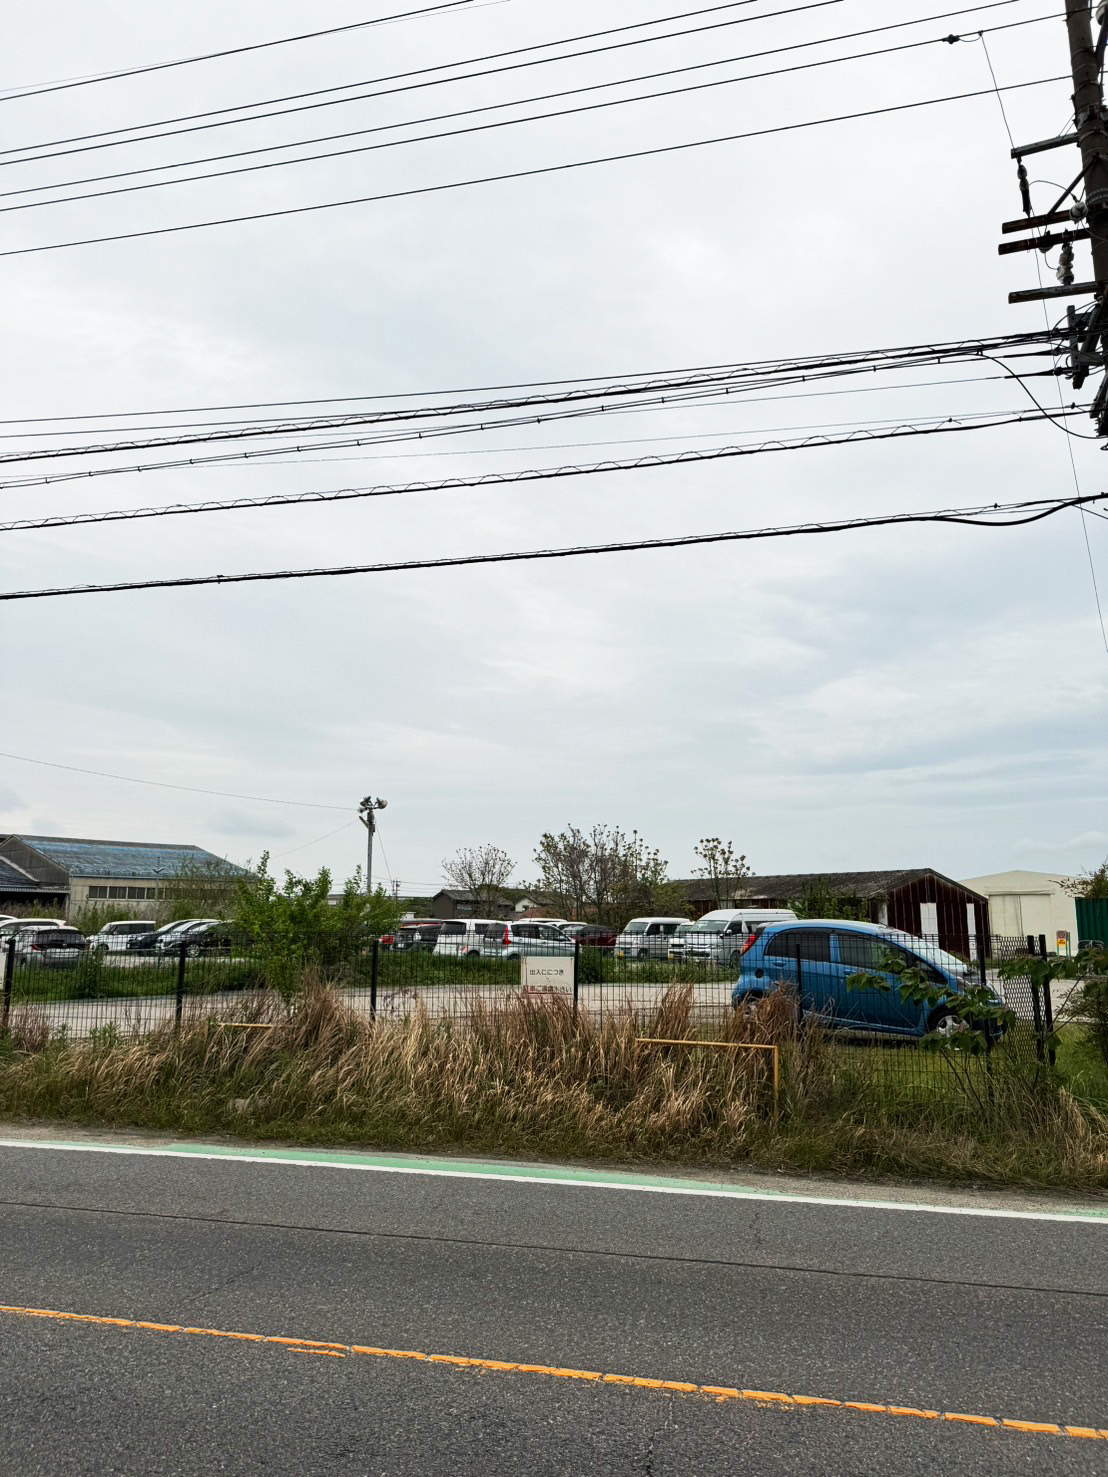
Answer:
883;930;971;974
693;921;729;934
624;922;647;934
674;923;697;936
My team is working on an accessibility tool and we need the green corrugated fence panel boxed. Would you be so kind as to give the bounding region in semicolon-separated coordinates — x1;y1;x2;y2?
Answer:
1075;897;1108;945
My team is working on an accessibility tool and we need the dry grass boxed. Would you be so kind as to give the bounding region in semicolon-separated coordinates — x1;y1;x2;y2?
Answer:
0;982;1106;1189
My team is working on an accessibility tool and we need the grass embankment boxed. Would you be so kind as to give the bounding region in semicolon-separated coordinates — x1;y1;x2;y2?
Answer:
1;983;1106;1189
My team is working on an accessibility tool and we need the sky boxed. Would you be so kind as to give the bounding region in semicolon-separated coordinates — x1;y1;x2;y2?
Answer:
1;0;1106;896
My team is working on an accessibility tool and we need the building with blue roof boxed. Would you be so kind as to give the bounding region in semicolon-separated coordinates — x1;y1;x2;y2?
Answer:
0;835;247;918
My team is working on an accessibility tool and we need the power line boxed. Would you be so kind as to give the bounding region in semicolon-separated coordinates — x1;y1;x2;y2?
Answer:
1;8;1051;209
0;1;478;105
0;408;1081;536
273;820;362;858
0;332;1063;466
0;73;1063;259
0;356;1065;488
0;750;350;810
4;494;1103;603
0;371;1028;440
0;0;841;166
0;328;1056;427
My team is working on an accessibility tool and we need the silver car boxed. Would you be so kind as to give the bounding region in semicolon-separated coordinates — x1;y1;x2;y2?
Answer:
481;921;574;960
15;927;86;968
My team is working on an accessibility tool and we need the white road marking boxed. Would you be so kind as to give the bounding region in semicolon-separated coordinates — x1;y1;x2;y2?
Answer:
0;1137;1105;1224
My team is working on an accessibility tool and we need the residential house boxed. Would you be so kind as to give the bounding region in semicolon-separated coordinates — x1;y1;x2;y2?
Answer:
429;888;539;921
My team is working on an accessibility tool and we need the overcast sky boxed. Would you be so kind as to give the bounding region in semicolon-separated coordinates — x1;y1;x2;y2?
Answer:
1;0;1106;894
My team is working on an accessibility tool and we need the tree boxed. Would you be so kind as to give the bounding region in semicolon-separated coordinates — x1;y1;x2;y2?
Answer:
789;878;868;922
693;837;749;910
158;853;245;924
441;844;516;913
233;853;402;993
531;825;688;926
1062;858;1108;899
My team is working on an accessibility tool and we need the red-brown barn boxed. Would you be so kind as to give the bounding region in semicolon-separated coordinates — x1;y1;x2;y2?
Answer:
679;869;990;955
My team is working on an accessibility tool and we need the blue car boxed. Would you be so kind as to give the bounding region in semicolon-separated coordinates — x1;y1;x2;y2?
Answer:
731;920;998;1039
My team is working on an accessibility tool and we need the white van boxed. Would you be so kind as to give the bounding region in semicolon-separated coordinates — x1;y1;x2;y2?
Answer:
432;919;501;958
683;908;798;966
614;917;690;961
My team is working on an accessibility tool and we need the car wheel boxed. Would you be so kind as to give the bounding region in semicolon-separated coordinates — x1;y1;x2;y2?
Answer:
186;943;202;958
95;945;108;956
636;948;649;960
727;949;744;966
927;1006;963;1038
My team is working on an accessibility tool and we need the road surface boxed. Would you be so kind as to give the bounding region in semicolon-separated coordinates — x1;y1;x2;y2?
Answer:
0;1129;1105;1473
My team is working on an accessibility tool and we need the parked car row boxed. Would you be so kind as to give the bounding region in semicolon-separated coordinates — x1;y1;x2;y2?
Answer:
0;916;253;966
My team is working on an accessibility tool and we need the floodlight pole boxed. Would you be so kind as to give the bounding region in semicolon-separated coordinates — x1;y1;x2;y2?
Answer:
358;796;387;896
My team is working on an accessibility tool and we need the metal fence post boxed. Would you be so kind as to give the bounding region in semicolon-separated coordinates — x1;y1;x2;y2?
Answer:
573;938;580;1020
369;937;379;1022
175;941;187;1030
1038;934;1056;1066
1;936;14;1035
795;951;804;1027
1026;934;1045;1061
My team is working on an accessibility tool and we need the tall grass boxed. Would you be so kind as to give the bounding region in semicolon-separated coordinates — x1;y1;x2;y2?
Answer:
0;982;1105;1187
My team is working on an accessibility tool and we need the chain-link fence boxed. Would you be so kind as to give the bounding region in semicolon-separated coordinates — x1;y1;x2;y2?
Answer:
0;924;1065;1069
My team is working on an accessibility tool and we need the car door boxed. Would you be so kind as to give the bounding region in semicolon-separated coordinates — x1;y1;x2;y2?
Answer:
831;931;926;1032
758;929;834;1013
537;924;570;956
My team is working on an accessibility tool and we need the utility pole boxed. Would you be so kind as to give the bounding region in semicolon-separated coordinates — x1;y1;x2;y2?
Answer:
357;795;387;897
1067;0;1108;292
1001;3;1108;430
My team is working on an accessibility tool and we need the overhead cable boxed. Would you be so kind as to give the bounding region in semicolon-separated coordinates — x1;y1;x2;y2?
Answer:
0;74;1064;259
0;409;1082;536
1;7;1050;207
5;494;1104;603
0;1;478;105
0;0;844;165
0;328;1058;427
0;750;349;810
0;330;1063;467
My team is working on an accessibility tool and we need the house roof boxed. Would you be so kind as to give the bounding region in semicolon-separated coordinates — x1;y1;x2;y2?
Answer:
679;869;982;901
736;870;933;899
0;857;48;893
434;887;532;903
9;835;247;881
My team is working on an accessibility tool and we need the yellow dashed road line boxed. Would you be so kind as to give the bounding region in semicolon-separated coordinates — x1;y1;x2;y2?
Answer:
0;1302;1103;1441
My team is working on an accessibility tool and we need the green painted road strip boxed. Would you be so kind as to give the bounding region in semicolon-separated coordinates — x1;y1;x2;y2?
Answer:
0;1136;1106;1223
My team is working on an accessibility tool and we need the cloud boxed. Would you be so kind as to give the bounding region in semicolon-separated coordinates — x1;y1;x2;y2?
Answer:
0;0;1105;887
209;811;296;841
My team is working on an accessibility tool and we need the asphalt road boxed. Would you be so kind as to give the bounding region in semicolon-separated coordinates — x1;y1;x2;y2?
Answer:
0;1133;1105;1474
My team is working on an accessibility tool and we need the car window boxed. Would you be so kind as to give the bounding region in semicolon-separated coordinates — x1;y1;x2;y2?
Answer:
33;932;83;948
538;925;563;939
765;929;832;963
440;922;466;936
835;933;886;970
514;925;538;939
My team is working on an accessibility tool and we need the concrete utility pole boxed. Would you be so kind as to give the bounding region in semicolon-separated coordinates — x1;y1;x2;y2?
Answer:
1066;1;1108;292
357;795;387;897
